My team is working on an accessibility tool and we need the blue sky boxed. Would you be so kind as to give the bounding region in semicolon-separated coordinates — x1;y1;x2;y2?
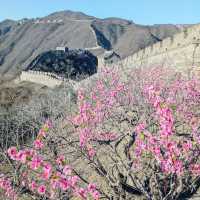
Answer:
0;0;200;25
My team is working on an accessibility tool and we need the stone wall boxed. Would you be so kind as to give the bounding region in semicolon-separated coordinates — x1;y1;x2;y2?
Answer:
20;71;65;88
19;24;200;88
19;56;104;88
117;24;200;70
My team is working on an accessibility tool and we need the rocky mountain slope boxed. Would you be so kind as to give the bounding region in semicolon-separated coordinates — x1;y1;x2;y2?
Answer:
26;48;98;80
0;10;187;78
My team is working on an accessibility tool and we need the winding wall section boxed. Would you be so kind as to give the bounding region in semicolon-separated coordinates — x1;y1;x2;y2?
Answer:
19;24;200;88
117;24;200;70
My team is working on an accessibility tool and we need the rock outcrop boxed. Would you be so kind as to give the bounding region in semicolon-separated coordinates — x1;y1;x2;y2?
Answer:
26;48;98;80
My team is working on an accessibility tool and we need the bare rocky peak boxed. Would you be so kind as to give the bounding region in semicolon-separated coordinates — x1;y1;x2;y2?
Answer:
45;10;96;20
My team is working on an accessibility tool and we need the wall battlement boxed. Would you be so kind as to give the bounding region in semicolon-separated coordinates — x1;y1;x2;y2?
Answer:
136;24;200;58
20;70;68;88
19;57;104;88
33;19;63;24
18;24;200;88
118;24;200;69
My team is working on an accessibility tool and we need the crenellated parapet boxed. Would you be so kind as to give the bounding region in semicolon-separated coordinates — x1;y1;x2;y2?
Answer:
20;70;69;88
33;19;63;24
18;24;200;88
137;24;200;58
19;57;103;88
117;24;200;69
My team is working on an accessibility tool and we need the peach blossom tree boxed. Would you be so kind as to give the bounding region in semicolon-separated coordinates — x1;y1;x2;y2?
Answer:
1;66;200;200
69;66;200;200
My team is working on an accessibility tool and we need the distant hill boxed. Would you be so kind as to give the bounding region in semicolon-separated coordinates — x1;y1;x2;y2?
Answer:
0;10;189;78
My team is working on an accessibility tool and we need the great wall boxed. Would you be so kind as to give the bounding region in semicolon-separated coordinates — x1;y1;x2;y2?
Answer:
18;70;69;88
118;23;200;70
18;23;200;88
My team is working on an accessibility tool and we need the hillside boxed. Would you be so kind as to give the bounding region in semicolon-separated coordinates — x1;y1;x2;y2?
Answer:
26;48;98;80
0;10;186;78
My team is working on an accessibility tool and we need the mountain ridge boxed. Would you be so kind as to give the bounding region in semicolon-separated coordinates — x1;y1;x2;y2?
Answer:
0;10;192;78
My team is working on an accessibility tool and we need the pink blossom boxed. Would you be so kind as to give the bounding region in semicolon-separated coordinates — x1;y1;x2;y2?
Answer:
38;185;46;195
30;155;43;170
38;129;46;137
92;190;100;200
33;139;44;149
134;123;146;134
30;181;37;191
0;176;17;200
77;188;87;199
152;146;161;156
78;90;84;101
50;179;59;190
174;160;183;176
88;183;97;192
42;163;52;180
7;147;18;160
16;150;27;163
69;176;79;187
56;155;65;166
59;178;69;190
190;164;200;175
182;141;192;151
63;165;72;175
87;146;96;158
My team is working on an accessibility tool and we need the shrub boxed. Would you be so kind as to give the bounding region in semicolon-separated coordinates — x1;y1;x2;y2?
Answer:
1;66;200;200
